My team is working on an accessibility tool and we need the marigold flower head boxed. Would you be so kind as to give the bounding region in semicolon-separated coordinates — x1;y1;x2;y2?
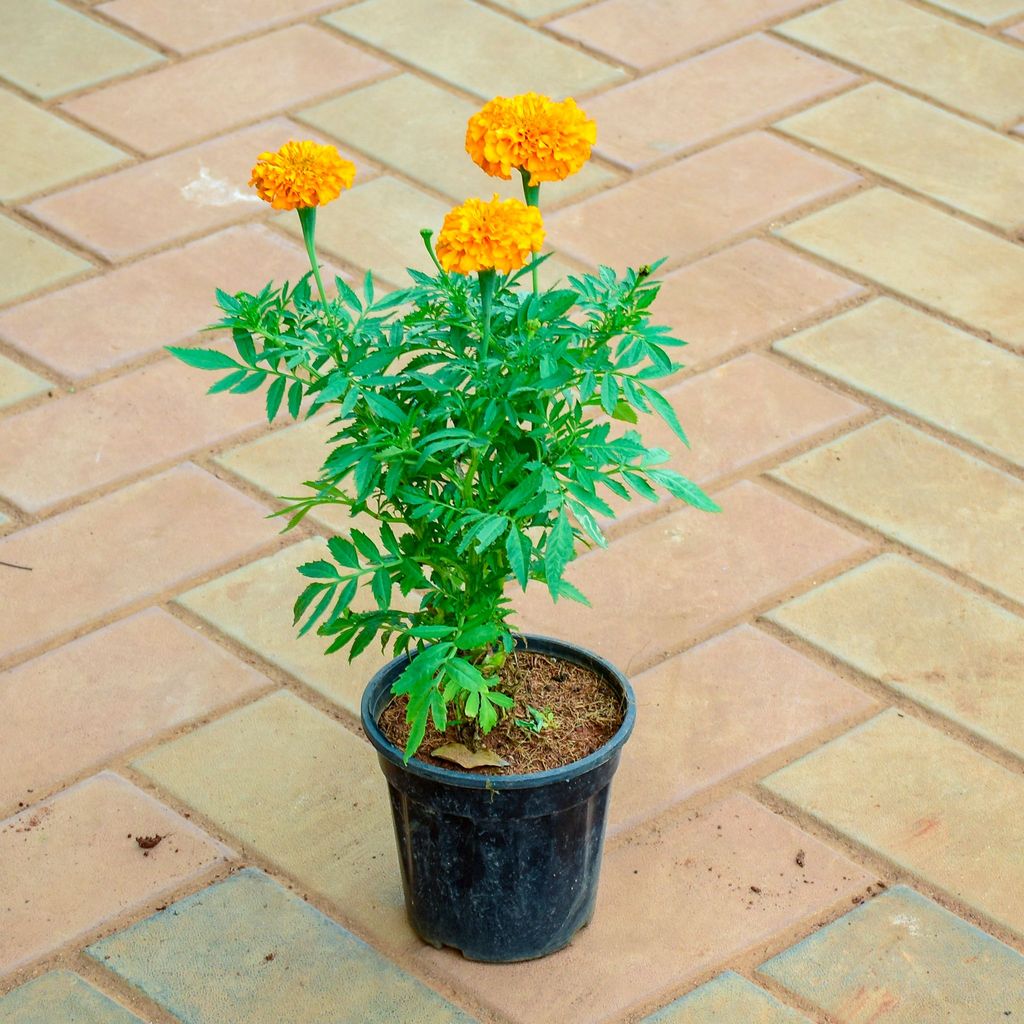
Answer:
435;195;545;275
249;140;356;211
466;93;596;186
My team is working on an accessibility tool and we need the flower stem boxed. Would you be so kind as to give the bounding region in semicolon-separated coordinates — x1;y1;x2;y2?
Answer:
519;168;541;296
478;269;496;360
297;206;329;309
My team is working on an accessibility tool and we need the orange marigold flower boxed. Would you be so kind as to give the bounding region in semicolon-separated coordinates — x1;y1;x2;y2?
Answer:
249;140;356;211
435;195;545;275
466;93;596;185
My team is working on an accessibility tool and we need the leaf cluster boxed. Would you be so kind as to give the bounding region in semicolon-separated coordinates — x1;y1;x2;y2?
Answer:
170;255;718;758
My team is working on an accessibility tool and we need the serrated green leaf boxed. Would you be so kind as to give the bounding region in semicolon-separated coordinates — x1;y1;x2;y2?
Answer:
371;567;392;610
297;560;339;580
265;376;286;422
505;528;530;589
207;369;249;394
287;380;303;418
600;373;619;415
233;328;256;365
231;372;267;394
647;469;721;512
641;383;689;446
327;535;359;568
167;346;239;371
544;508;575;598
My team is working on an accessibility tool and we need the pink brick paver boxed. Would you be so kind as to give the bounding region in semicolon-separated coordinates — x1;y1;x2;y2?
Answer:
1;0;1020;1019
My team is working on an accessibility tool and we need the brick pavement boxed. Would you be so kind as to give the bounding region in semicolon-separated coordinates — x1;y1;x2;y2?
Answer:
1;1;1022;1020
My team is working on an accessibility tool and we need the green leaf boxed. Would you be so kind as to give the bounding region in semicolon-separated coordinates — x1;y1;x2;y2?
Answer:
207;369;249;394
166;346;239;371
641;383;689;447
327;536;359;569
265;376;286;423
610;399;637;424
544;508;575;599
647;469;721;512
350;529;380;562
552;578;591;606
568;500;607;548
297;587;334;637
539;289;576;320
505;528;531;589
363;391;406;424
232;328;256;365
457;622;499;650
335;275;362;311
293;581;330;623
288;380;303;418
230;372;267;394
297;560;340;580
371;567;392;610
600;373;619;415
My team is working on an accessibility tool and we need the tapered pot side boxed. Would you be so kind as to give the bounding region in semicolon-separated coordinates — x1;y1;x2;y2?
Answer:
360;634;636;962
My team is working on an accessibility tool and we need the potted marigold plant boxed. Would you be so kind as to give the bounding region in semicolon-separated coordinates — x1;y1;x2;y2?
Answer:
170;93;718;962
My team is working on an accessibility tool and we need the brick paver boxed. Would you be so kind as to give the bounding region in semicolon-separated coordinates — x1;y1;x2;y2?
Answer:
763;711;1024;938
777;83;1024;231
132;691;403;940
611;626;873;833
0;0;162;99
585;34;855;170
640;971;811;1023
0;214;90;305
777;188;1024;350
758;886;1024;1020
550;0;816;70
768;555;1024;759
776;0;1024;126
0;465;278;663
2;89;127;203
0;225;320;378
654;240;866;370
771;417;1024;603
0;772;231;973
87;869;475;1024
26;118;362;262
2;0;1022;1017
325;0;626;98
549;132;858;269
60;26;391;155
775;298;1024;465
0;355;49;412
0;608;270;812
0;971;145;1024
514;481;871;674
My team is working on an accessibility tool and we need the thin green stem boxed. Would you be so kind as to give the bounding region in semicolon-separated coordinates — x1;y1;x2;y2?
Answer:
519;168;541;296
297;206;329;309
478;269;496;360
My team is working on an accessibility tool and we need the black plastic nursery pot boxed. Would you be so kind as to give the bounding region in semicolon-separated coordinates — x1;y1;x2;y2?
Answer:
360;633;635;963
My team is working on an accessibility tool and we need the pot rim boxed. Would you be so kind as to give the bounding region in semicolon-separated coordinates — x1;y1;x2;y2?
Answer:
360;633;636;791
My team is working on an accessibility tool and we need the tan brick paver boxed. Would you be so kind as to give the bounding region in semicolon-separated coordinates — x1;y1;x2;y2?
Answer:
26;119;371;262
0;0;162;99
60;25;391;155
0;772;231;974
654;239;866;370
585;34;855;169
776;0;1024;126
2;0;1022;1017
549;132;859;269
0;225;321;378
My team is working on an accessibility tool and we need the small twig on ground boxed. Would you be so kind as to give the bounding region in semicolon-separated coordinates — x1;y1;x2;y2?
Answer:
0;560;31;571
